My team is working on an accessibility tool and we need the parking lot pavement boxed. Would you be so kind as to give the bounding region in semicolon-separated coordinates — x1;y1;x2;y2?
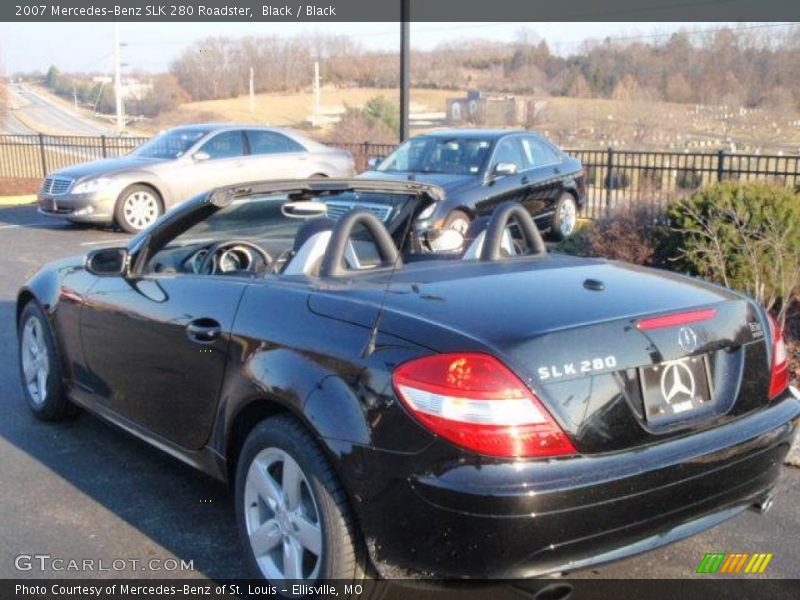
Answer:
0;204;798;585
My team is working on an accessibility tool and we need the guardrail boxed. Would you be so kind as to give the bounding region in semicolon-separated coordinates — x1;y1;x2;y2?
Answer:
2;134;798;219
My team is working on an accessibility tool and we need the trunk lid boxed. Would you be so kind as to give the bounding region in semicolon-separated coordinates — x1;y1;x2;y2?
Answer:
309;255;771;452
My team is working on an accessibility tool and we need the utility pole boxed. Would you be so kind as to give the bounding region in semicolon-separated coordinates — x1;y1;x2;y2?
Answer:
113;22;124;133
249;67;255;114
313;61;320;126
399;0;410;141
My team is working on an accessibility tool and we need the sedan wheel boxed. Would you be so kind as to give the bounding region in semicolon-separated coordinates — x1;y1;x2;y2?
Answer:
444;210;471;235
244;448;323;580
17;301;74;421
21;317;49;407
115;185;163;233
551;194;578;240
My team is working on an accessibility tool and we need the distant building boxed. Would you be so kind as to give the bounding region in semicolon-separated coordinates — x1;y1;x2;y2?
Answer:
90;75;153;101
446;90;527;126
121;78;153;101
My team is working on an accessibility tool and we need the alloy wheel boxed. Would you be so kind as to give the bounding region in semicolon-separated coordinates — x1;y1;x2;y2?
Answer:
244;448;323;580
448;217;470;235
558;197;577;237
21;317;49;406
122;191;159;230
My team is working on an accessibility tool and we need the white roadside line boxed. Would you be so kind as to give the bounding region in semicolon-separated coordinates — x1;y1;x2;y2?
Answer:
80;239;130;246
0;222;45;230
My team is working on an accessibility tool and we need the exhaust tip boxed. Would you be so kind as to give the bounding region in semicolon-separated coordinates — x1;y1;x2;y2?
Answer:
534;583;574;600
750;491;775;515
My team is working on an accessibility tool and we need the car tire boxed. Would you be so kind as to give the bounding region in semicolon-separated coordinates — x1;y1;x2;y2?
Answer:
444;209;471;235
235;414;369;584
114;184;164;233
18;301;76;421
550;193;578;241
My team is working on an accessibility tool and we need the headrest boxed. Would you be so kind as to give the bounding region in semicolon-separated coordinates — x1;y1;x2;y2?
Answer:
293;218;336;252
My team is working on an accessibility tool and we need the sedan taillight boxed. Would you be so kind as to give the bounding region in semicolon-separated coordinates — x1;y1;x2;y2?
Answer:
767;314;790;400
392;353;576;458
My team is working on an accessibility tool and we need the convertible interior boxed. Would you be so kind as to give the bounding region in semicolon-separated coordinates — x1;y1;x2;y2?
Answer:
144;190;545;280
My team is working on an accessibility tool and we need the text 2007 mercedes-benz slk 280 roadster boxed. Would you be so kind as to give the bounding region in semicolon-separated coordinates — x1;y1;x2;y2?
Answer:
16;178;799;583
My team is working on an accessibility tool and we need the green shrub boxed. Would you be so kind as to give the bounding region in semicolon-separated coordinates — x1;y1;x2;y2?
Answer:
665;181;800;327
363;96;399;134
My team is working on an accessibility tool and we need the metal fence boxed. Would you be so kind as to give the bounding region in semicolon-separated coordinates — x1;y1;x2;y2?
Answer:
0;134;148;179
3;134;799;219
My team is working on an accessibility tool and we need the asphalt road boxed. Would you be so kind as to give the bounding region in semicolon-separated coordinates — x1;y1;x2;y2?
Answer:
0;204;798;590
2;84;115;136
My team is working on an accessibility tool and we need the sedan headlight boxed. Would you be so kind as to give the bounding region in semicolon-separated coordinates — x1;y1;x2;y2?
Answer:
72;177;113;195
416;203;436;220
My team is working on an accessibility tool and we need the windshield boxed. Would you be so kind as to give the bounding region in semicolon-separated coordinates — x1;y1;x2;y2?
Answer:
133;128;209;159
378;137;494;175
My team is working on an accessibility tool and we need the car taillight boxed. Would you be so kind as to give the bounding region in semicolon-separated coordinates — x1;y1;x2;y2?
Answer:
392;353;576;458
767;314;789;400
636;308;717;330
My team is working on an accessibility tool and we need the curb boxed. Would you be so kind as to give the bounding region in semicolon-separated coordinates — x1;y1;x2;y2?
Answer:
0;195;37;207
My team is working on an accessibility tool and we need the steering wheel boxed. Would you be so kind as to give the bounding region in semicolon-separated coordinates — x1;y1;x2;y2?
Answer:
480;201;547;261
197;240;273;275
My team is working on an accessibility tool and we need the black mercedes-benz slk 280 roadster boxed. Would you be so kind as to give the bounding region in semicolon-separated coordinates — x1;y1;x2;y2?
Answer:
16;178;799;582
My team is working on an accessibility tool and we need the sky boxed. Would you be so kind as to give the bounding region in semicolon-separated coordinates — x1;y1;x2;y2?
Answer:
0;21;787;75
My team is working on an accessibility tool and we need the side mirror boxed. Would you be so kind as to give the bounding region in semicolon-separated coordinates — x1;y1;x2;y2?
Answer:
192;151;211;162
492;162;518;178
424;228;465;253
366;156;384;170
85;247;129;277
281;200;328;219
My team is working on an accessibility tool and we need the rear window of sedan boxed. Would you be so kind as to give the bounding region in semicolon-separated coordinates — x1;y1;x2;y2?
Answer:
246;130;306;155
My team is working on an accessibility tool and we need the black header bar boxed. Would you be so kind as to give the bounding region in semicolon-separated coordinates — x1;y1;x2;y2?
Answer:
3;0;799;22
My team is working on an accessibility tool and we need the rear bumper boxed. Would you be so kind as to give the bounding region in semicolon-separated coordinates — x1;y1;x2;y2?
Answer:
345;396;799;578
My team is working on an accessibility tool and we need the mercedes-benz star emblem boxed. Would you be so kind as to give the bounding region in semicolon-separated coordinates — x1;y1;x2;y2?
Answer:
678;326;700;353
660;359;696;404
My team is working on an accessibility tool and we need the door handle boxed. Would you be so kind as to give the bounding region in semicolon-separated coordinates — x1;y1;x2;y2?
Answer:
553;167;561;174
521;176;530;184
186;318;221;343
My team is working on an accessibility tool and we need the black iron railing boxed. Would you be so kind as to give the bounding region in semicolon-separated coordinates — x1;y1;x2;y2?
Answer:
3;134;798;218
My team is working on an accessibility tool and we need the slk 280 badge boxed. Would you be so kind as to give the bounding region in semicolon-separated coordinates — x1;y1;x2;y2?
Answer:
538;355;618;381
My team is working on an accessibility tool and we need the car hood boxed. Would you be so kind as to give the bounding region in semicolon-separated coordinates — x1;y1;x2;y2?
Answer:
359;170;475;193
50;156;167;180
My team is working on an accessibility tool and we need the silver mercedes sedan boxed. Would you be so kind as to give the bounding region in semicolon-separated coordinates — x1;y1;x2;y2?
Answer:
37;124;356;232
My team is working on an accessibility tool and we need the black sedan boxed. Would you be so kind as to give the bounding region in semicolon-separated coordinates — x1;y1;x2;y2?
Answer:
16;178;798;583
360;129;586;239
